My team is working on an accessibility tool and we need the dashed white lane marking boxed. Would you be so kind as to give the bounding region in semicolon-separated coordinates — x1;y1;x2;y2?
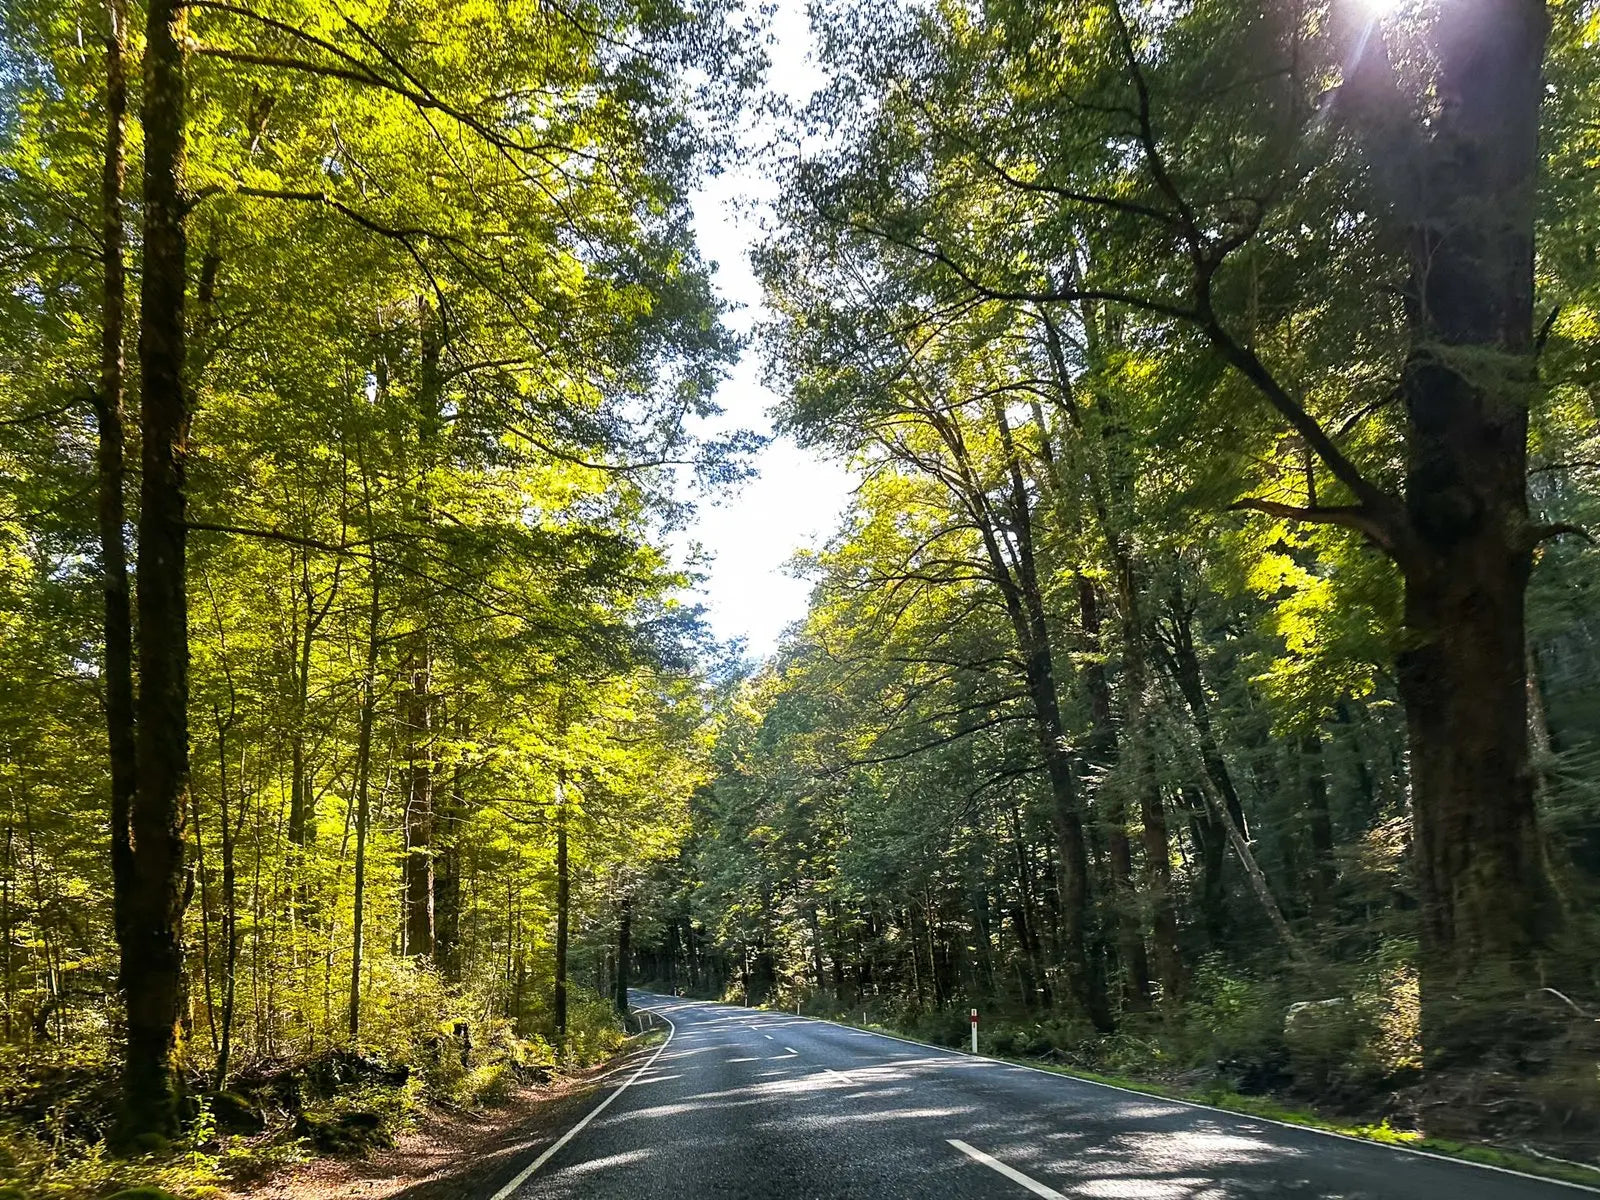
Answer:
784;1046;798;1054
763;1034;773;1040
486;1012;675;1200
947;1140;1064;1199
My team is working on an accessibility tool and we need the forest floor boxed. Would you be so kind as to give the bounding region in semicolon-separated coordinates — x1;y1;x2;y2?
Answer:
235;1038;657;1200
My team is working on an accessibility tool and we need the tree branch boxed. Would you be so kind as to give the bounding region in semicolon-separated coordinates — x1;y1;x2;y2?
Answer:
1530;522;1595;547
1228;498;1395;551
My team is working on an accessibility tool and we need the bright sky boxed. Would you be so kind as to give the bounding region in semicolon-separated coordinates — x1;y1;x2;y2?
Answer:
676;2;855;657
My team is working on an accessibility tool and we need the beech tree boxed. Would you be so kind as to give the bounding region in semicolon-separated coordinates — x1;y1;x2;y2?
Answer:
743;0;1598;1069
629;0;1600;1146
0;0;749;1150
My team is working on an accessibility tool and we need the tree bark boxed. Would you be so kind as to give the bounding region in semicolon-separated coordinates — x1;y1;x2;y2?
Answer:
553;769;570;1037
119;0;190;1144
96;0;137;1005
1385;0;1561;1064
1078;581;1151;1012
984;401;1113;1031
401;640;434;958
614;897;632;1016
1301;730;1336;908
1117;590;1184;1007
434;751;464;978
214;707;244;1087
1155;594;1250;840
347;570;381;1039
402;312;442;960
1181;786;1228;948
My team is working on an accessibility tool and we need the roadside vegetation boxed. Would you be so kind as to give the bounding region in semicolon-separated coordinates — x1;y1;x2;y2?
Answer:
633;0;1600;1170
0;996;627;1199
2;0;1598;1193
0;0;748;1194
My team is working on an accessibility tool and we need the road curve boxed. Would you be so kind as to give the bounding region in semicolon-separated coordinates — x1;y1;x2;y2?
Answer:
492;991;1593;1199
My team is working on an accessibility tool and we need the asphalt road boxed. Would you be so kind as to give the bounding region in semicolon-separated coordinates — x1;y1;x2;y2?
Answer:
492;991;1592;1200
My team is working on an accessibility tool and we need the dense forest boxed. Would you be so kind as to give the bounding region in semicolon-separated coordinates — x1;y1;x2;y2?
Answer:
637;0;1600;1155
0;0;754;1187
1;0;1598;1193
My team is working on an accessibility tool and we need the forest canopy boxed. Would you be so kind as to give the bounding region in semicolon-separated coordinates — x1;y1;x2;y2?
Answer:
638;0;1600;1154
0;0;1597;1189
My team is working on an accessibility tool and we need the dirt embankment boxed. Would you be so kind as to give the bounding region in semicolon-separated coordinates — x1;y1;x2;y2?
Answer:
239;1047;651;1200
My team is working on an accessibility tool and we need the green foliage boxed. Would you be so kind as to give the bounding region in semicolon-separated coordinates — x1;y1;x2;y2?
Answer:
0;0;754;1184
636;0;1600;1153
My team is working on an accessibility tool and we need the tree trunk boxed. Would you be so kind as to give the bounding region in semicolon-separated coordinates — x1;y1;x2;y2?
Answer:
401;640;434;959
1390;0;1560;1065
1078;581;1151;1012
96;0;137;1010
434;753;464;978
1114;562;1184;1009
983;402;1113;1031
614;897;632;1016
1302;730;1336;908
1156;596;1250;839
119;0;190;1144
214;710;243;1087
347;573;381;1039
553;769;570;1037
402;312;442;960
1182;786;1228;948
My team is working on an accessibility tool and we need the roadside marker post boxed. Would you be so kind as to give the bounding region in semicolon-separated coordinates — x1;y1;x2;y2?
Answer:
970;1007;978;1053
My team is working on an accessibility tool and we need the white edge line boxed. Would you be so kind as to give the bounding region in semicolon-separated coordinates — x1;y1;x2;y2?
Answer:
646;994;1600;1196
486;1006;675;1200
947;1139;1064;1199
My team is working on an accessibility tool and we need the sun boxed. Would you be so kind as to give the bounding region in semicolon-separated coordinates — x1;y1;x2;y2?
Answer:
1355;0;1407;18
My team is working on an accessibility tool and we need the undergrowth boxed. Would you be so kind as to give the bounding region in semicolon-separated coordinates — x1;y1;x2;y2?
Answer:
0;996;629;1200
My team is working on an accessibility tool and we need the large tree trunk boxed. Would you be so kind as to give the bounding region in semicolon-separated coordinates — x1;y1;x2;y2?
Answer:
1116;577;1184;1008
1301;730;1336;909
95;0;137;1027
1181;786;1228;948
402;313;442;960
1155;594;1250;840
119;0;190;1144
1393;0;1561;1065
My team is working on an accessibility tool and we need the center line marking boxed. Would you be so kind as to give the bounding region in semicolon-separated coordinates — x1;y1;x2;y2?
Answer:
947;1140;1064;1199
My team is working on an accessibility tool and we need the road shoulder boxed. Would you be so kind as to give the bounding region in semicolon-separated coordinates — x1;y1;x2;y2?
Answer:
236;1037;664;1200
